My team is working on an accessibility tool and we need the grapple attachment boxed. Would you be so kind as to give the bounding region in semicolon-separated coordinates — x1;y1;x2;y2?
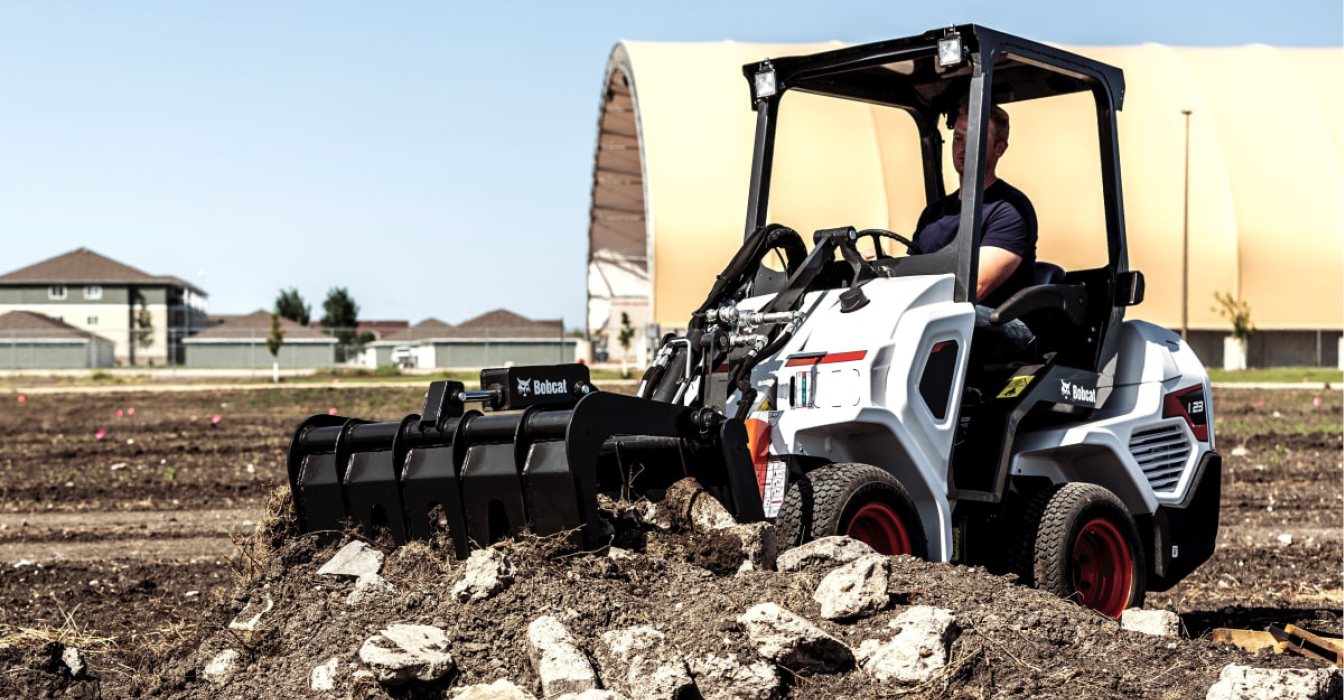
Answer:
286;364;764;558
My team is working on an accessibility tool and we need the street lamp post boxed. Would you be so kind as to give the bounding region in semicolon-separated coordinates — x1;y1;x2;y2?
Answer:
1181;109;1192;342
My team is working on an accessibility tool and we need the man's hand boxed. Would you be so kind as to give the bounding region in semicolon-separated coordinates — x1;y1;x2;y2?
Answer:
977;246;1023;300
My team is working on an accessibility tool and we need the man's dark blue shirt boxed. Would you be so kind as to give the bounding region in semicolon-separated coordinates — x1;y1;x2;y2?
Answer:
910;179;1038;309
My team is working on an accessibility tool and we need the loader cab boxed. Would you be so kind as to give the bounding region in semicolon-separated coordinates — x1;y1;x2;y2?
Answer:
740;25;1146;502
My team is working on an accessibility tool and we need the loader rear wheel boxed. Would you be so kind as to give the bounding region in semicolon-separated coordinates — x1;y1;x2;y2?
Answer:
1015;483;1145;618
775;463;927;558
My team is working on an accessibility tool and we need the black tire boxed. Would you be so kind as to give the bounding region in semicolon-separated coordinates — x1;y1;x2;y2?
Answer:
1013;482;1146;617
774;463;928;558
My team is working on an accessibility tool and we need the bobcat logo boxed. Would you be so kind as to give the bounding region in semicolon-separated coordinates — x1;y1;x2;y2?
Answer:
517;377;531;397
1059;379;1072;399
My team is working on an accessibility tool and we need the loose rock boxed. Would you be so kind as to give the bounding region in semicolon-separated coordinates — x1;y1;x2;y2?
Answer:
1206;664;1342;700
664;478;737;531
452;548;517;603
358;623;454;685
61;647;85;679
448;678;538;699
596;625;695;700
310;656;339;691
1120;608;1182;637
737;602;853;674
317;540;384;578
688;653;781;700
814;554;890;620
203;648;241;684
346;572;396;606
855;606;958;684
776;536;875;572
555;691;630;700
729;521;778;573
228;594;274;632
527;615;599;697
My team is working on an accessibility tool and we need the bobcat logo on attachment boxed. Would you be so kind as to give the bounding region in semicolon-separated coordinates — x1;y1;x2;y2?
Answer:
517;377;531;397
1060;379;1072;399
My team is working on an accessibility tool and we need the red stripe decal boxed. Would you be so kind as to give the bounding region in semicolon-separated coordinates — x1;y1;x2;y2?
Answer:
818;351;867;364
786;351;867;367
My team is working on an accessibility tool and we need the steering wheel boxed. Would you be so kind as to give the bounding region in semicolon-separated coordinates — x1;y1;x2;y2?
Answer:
856;228;914;259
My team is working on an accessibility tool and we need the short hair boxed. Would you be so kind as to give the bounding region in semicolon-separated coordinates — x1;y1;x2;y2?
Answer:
955;102;1011;144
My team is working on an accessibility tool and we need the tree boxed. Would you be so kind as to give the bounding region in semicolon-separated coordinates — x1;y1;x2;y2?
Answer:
321;287;360;362
265;313;285;382
617;312;636;377
275;288;311;326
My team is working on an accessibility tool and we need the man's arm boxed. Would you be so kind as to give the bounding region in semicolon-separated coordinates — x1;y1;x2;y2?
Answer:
977;245;1022;301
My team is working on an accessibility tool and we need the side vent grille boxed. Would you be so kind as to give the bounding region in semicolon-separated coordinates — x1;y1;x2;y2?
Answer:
1129;424;1191;493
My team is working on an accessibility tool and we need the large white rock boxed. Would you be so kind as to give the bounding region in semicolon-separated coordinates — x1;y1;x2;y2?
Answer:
448;678;538;700
310;657;340;691
358;624;455;685
317;540;385;578
730;522;778;573
737;602;853;674
776;536;876;572
1206;664;1342;700
453;548;517;603
688;653;781;700
1119;608;1182;637
203;648;241;684
856;606;958;684
347;573;396;606
814;554;891;620
596;626;694;700
527;616;599;697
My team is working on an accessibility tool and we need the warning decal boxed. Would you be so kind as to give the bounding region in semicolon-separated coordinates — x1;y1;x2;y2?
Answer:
996;374;1035;399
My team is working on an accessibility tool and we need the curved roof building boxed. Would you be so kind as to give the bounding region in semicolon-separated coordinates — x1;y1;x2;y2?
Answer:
586;40;1342;346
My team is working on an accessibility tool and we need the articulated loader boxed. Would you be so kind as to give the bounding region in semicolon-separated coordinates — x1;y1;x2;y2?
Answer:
287;25;1221;618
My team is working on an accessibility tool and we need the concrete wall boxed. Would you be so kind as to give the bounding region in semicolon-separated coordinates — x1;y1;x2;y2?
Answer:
1186;330;1342;369
0;340;113;369
184;342;335;369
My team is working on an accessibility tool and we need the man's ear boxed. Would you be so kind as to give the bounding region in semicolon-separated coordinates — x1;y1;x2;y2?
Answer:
994;139;1008;158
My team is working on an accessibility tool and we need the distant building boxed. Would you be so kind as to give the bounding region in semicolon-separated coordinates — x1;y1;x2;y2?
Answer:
365;309;578;369
0;248;208;365
182;310;337;369
0;311;115;369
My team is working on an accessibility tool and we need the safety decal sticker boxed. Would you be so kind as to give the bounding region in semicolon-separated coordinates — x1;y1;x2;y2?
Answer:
996;374;1035;399
763;459;788;518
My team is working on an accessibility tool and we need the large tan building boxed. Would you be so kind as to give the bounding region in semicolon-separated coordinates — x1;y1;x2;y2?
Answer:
0;248;209;365
586;40;1342;367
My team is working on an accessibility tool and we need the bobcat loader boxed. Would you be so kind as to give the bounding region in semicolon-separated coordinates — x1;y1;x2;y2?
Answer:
286;25;1220;617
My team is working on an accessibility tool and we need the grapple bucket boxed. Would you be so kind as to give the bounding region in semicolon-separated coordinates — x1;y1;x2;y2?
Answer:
286;364;764;558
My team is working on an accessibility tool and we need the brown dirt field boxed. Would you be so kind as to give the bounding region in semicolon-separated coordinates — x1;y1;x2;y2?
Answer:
0;385;1338;698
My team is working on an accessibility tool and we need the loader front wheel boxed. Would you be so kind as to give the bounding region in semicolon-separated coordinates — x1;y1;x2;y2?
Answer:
776;463;927;558
1016;483;1145;618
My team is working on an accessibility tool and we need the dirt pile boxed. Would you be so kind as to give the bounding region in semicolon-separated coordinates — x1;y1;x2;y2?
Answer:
106;492;1333;700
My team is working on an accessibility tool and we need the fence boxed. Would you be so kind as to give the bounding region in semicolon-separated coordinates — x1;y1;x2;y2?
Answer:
0;326;582;370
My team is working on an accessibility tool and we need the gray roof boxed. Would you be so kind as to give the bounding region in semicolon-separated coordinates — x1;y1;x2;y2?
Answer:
0;311;110;342
185;310;334;342
0;248;206;295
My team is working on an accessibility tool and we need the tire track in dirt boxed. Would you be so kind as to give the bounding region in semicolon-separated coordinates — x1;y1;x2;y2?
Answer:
0;508;261;562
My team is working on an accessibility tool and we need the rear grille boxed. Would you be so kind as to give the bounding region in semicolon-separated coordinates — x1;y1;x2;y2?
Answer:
1129;424;1191;493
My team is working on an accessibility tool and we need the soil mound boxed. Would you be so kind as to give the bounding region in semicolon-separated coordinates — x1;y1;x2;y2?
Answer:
111;492;1331;700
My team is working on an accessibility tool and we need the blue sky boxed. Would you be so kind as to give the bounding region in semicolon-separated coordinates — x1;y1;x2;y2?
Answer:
2;1;1339;328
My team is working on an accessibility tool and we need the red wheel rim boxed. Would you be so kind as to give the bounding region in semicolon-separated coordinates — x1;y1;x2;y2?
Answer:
846;502;913;555
1071;517;1133;617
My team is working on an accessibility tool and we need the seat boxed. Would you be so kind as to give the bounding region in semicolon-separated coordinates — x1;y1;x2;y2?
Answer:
1034;261;1066;285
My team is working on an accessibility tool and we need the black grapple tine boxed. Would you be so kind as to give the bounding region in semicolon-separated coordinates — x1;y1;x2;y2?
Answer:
458;414;530;548
341;415;416;544
520;409;584;538
290;416;367;533
401;412;478;559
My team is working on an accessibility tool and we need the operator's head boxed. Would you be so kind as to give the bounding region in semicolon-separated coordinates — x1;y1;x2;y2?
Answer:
951;103;1010;183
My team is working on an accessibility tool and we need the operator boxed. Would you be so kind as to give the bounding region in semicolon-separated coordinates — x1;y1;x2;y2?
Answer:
910;103;1038;360
910;103;1037;310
